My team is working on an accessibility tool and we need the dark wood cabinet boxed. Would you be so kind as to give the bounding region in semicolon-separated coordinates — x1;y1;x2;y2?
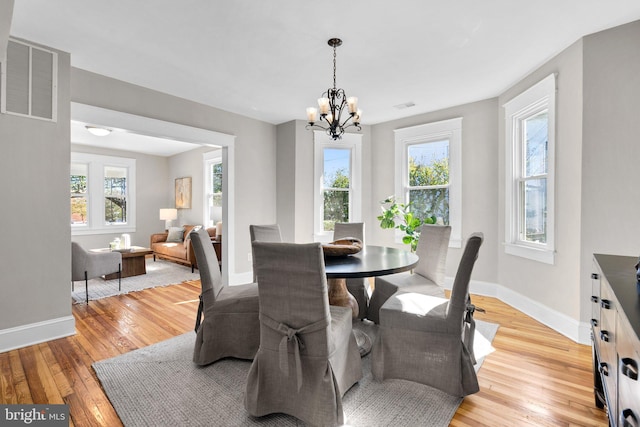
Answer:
592;254;640;426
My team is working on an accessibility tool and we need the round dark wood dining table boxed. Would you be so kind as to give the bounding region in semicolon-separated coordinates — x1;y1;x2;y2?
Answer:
323;245;418;355
323;245;419;317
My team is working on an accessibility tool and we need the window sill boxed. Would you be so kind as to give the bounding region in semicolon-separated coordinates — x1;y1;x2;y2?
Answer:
72;226;136;236
504;242;555;265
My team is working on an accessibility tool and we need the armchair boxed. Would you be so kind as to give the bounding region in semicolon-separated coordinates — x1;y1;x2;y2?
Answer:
71;242;122;304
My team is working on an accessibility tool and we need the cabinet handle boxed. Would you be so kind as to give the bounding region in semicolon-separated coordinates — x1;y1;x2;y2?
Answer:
591;273;599;280
620;357;639;381
590;318;598;327
600;330;610;342
600;299;612;309
591;295;599;303
599;362;609;376
619;408;638;427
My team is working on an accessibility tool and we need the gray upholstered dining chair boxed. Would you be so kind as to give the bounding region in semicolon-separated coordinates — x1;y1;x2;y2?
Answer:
190;227;260;365
333;222;369;320
368;224;451;323
245;241;362;426
249;224;283;283
71;241;122;304
371;232;484;397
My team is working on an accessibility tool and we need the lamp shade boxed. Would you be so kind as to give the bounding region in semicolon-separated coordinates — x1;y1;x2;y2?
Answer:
159;208;178;221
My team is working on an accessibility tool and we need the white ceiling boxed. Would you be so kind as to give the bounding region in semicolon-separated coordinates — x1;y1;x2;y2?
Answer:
9;1;640;150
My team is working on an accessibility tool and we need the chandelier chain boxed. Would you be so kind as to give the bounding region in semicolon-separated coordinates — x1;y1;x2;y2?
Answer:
333;44;337;90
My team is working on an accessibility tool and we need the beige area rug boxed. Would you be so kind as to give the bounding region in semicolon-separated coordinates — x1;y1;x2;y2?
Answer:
93;320;498;426
71;258;200;303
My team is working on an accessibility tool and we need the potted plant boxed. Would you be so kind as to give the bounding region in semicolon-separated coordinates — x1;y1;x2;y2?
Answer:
377;196;436;252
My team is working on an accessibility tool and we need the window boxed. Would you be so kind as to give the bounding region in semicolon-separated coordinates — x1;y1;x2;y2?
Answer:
314;131;362;241
395;118;462;247
504;74;556;264
71;153;136;235
204;151;223;227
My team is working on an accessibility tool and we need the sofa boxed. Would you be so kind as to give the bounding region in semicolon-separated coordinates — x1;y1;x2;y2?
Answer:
150;225;216;272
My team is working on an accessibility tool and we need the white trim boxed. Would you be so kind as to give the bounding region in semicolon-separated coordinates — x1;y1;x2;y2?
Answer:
313;131;363;242
394;117;463;248
443;277;589;345
0;316;75;353
504;74;556;264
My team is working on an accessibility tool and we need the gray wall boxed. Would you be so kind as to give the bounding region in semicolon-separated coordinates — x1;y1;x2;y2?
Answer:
497;40;584;321
0;44;71;330
370;99;499;283
580;21;640;321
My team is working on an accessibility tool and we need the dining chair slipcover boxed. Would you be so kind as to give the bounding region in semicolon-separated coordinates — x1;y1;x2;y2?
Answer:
368;224;451;323
245;241;362;426
190;227;260;365
333;222;369;320
371;232;484;397
249;224;283;283
71;242;122;304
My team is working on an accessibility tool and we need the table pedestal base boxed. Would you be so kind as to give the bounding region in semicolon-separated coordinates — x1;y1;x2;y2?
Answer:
327;278;359;318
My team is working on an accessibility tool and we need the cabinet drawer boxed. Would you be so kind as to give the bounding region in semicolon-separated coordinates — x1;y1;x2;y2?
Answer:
618;315;640;424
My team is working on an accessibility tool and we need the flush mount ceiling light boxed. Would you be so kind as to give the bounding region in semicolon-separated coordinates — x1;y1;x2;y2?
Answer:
306;38;362;140
85;125;112;136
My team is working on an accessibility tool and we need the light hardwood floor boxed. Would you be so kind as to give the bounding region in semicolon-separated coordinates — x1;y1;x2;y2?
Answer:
0;282;608;426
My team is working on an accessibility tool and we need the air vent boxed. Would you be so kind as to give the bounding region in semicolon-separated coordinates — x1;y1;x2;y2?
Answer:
1;39;57;121
393;101;416;110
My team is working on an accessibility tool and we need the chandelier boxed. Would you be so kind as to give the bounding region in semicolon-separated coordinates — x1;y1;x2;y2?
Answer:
306;38;362;140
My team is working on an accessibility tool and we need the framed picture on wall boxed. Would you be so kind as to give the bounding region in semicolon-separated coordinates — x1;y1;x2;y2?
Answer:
175;177;192;209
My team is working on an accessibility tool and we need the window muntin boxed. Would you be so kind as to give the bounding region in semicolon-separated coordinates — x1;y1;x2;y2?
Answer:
71;153;136;235
394;118;462;248
322;148;351;231
70;163;88;225
519;110;548;244
504;73;555;264
407;139;450;224
313;131;362;241
104;166;128;224
206;158;223;227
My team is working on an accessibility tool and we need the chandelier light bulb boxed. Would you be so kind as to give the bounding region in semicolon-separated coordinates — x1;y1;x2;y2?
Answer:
318;98;330;115
306;107;318;124
347;97;358;114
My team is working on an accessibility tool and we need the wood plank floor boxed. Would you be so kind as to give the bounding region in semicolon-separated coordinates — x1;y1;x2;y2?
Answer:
0;282;608;426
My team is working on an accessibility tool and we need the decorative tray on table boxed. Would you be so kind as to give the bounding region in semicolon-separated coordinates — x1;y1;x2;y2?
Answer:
322;237;363;257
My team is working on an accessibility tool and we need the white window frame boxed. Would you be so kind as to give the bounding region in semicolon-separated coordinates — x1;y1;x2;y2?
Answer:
203;150;223;228
1;38;58;122
71;152;136;236
394;118;462;248
313;131;362;242
504;74;556;264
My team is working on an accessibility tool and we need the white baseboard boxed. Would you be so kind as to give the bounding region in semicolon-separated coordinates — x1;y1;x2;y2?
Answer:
0;316;76;353
443;278;591;345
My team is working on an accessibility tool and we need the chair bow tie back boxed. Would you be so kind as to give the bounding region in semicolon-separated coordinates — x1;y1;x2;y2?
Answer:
260;314;328;391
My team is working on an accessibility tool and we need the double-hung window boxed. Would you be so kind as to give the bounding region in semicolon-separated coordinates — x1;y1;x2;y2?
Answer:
314;131;362;241
395;118;462;247
71;152;136;235
203;151;223;227
504;74;556;264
